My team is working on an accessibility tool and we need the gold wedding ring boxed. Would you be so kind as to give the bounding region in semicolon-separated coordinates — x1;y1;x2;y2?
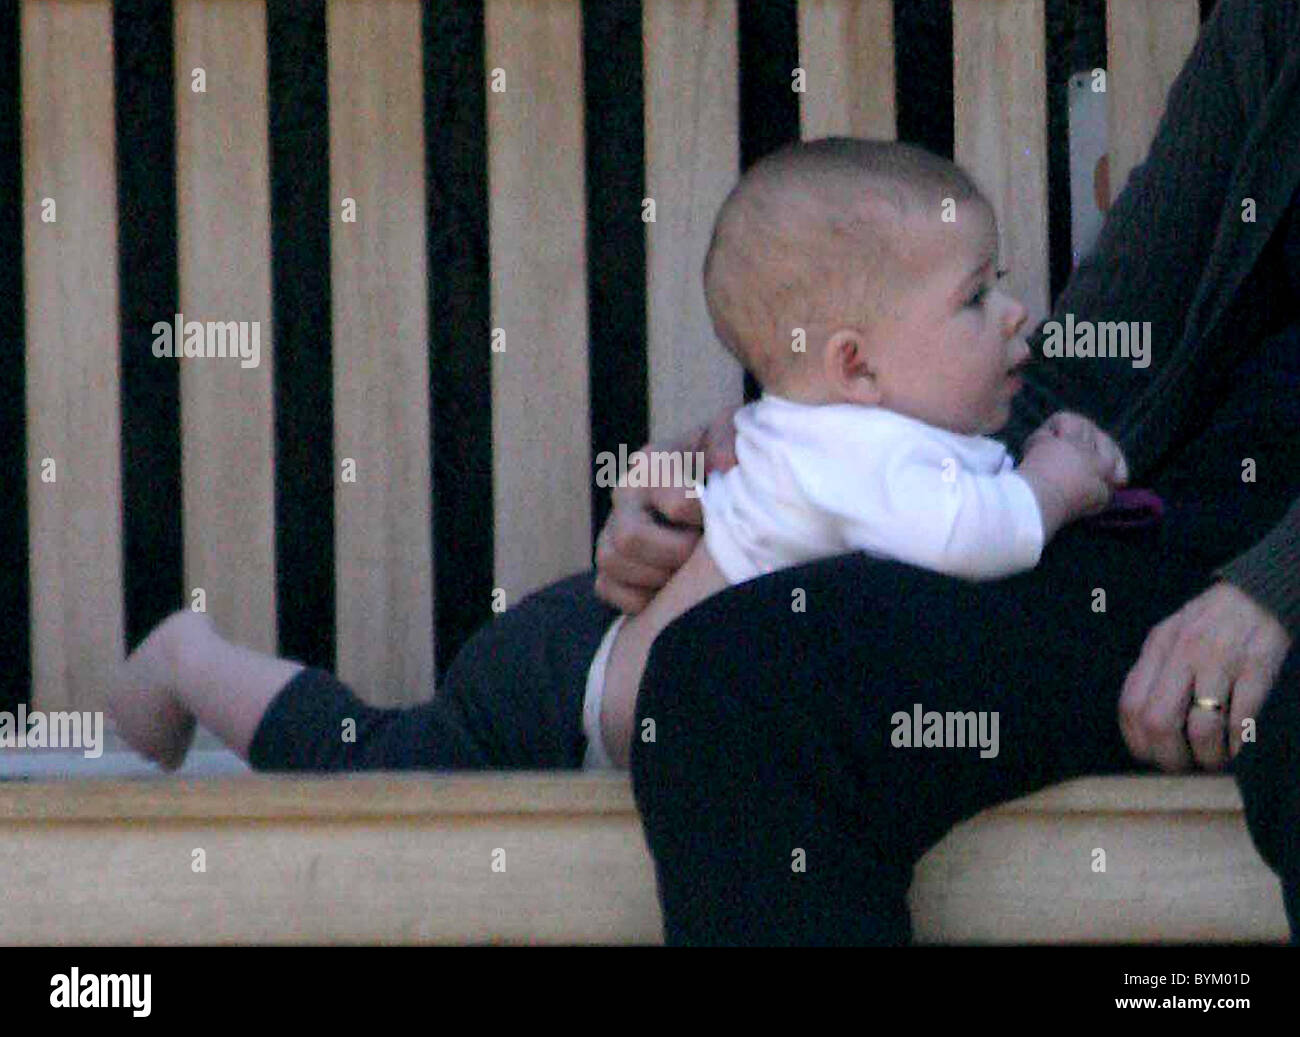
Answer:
1192;696;1228;713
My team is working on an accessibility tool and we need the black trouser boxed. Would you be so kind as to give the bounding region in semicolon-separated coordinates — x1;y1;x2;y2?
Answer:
628;321;1300;945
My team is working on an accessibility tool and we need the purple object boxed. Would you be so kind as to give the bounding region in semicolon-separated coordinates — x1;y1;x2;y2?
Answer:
1084;488;1166;529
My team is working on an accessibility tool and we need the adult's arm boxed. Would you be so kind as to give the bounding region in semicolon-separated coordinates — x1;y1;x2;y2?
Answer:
1044;0;1300;769
1213;502;1300;635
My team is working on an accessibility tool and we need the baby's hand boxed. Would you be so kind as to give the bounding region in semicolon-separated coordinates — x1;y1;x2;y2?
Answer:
1032;411;1129;486
1017;413;1127;540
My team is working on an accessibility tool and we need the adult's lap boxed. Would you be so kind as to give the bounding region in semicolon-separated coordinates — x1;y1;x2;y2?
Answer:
636;520;1209;844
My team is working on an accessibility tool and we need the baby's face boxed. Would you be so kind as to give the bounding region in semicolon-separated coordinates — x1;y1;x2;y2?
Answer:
863;207;1030;436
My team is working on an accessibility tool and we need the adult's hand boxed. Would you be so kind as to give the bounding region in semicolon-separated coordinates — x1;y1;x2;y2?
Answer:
1119;581;1293;772
593;404;741;614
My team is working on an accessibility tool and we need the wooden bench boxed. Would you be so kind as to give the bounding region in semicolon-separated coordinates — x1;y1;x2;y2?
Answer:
0;771;1286;944
6;0;1286;943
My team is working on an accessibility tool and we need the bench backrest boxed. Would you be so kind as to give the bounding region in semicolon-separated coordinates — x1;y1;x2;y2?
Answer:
13;0;1200;711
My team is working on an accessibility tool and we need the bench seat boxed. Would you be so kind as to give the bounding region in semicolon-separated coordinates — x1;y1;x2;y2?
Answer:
0;771;1285;944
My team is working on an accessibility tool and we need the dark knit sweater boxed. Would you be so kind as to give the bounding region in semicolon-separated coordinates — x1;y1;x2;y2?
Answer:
998;0;1300;636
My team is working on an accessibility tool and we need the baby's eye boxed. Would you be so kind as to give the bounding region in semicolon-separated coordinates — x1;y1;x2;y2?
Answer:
966;268;1009;308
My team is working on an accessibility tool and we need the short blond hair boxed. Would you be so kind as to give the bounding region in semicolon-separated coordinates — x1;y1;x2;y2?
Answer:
702;137;990;390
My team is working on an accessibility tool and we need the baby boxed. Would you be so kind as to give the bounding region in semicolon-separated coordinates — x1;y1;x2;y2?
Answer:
110;137;1125;774
587;137;1127;768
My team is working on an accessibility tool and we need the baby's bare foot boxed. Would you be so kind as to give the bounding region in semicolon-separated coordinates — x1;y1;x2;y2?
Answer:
110;611;204;770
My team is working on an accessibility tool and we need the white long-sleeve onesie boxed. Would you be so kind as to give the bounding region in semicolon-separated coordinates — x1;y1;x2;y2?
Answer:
581;392;1045;770
700;392;1045;582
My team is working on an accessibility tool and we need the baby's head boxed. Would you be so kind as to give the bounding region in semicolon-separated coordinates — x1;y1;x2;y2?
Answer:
703;137;1031;436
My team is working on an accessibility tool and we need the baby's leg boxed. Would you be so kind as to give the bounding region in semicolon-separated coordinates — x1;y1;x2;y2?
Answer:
110;612;201;769
112;610;303;768
601;540;728;768
116;571;618;773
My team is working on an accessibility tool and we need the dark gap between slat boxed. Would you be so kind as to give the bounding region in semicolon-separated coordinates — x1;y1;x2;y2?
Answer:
0;0;30;710
268;0;336;672
738;0;801;404
425;0;493;683
115;0;184;651
583;0;648;550
1047;0;1108;305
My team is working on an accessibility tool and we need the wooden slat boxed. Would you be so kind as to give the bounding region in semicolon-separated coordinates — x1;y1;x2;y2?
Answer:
0;772;1252;824
643;0;743;444
176;0;276;654
0;773;638;822
328;0;433;704
22;0;123;712
953;0;1050;323
1105;0;1200;206
486;0;590;604
797;0;896;140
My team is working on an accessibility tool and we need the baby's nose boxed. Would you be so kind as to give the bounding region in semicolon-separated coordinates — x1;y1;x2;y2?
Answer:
1004;297;1029;337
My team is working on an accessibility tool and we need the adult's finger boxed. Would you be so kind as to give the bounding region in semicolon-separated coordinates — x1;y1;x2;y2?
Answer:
1139;632;1197;772
701;406;740;473
1227;660;1271;760
615;478;702;551
1119;619;1177;762
594;491;701;610
645;481;705;529
594;510;692;585
593;520;668;613
592;532;668;602
1184;663;1232;771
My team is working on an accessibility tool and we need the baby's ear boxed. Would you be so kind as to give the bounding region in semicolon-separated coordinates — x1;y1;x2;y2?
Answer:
824;327;882;405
